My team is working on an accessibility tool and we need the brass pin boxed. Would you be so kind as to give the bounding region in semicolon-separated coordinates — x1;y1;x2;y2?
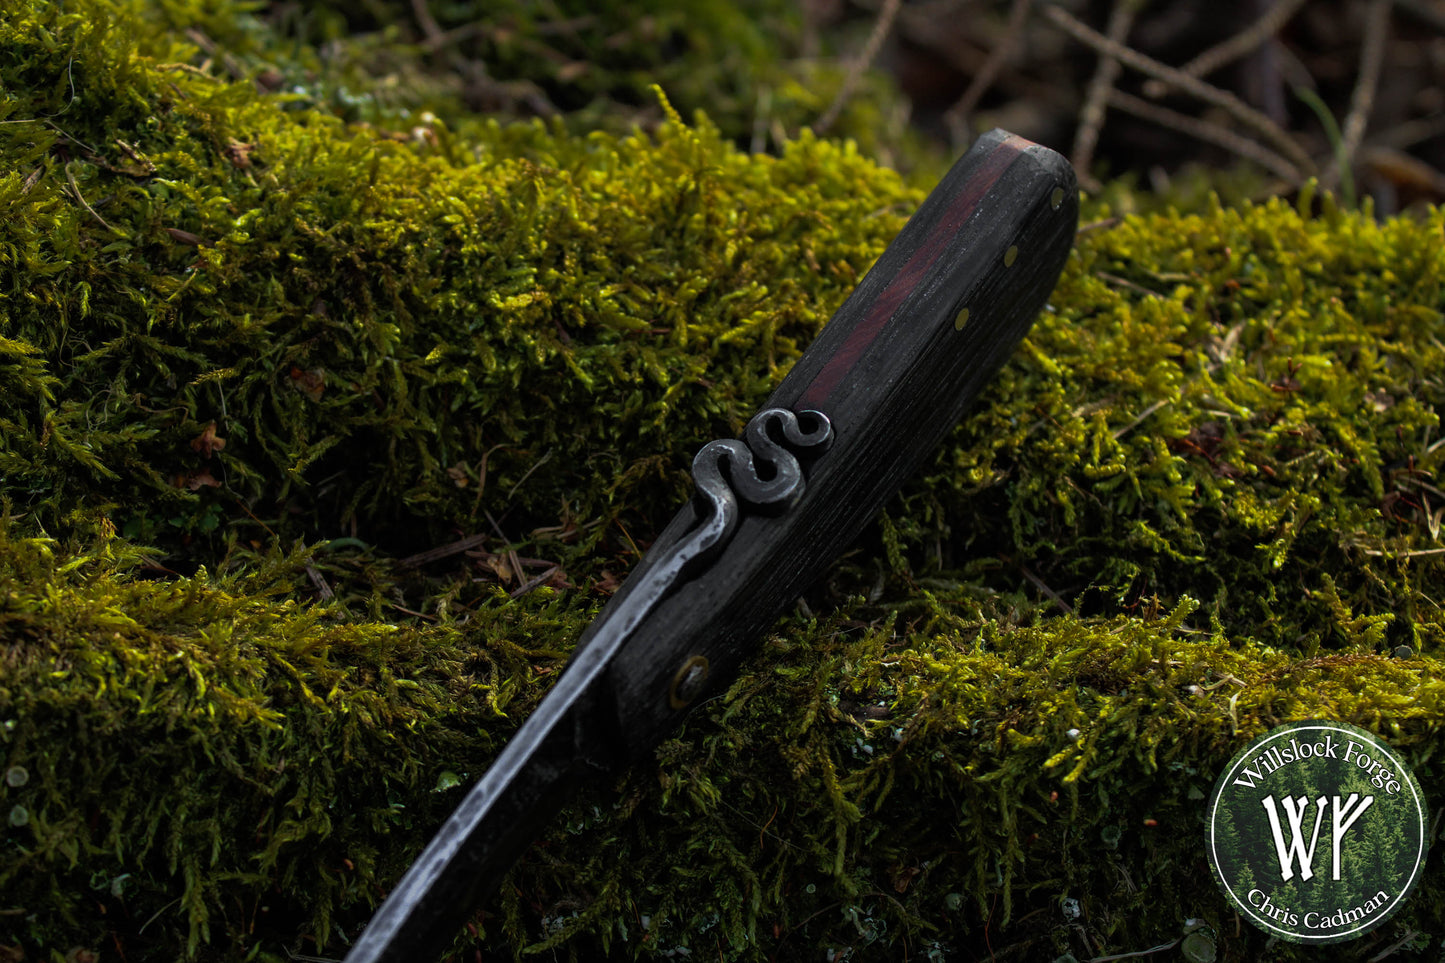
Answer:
668;655;710;709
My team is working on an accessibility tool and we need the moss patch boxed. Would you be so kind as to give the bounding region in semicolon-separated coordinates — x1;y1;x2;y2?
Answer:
0;0;916;571
906;187;1445;653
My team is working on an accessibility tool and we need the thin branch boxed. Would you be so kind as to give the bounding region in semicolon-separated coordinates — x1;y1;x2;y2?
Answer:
1018;564;1074;615
942;0;1035;144
816;0;902;134
1070;0;1139;189
1078;217;1122;234
182;27;247;81
1043;4;1313;179
1361;547;1445;557
1096;269;1163;299
509;566;560;599
1367;928;1421;962
397;533;488;569
1327;0;1392;190
65;164;126;237
409;0;445;46
1107;88;1303;183
887;0;1074;116
1375;111;1445;151
391;603;439;622
1086;940;1181;963
1112;399;1170;441
1393;0;1445;32
1143;0;1311;98
304;564;334;601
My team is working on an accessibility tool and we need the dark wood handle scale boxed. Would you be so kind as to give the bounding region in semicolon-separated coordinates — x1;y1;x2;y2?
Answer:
343;129;1078;963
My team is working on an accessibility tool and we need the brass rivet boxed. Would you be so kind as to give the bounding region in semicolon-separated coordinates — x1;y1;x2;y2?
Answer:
669;655;710;709
1004;245;1018;267
953;307;970;331
1051;187;1065;210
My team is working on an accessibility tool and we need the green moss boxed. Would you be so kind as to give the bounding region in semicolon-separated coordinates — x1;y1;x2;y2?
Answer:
6;532;1444;960
897;190;1445;651
2;1;1444;961
0;0;917;569
0;522;588;957
252;0;928;170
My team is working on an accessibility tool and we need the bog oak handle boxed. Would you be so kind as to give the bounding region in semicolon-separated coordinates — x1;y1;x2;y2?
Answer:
604;129;1078;749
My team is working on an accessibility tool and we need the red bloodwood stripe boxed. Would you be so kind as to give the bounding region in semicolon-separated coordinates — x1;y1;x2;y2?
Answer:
797;133;1031;411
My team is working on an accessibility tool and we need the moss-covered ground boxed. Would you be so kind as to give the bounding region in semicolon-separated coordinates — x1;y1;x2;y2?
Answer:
1;1;1443;961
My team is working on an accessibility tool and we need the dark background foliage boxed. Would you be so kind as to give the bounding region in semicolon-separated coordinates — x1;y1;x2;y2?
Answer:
242;0;1445;209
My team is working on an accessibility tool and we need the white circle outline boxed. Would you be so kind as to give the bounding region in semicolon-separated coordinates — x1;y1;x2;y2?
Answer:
1207;722;1427;942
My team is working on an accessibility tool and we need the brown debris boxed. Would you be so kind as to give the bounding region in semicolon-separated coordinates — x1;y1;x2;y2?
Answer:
165;227;204;246
223;138;256;168
190;421;226;457
287;366;326;401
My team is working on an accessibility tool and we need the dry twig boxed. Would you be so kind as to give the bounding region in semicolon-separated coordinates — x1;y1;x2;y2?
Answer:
1326;0;1392;191
1043;5;1314;180
509;566;561;599
1018;564;1074;615
816;0;903;134
409;0;445;46
1376;112;1445;151
305;564;334;601
942;0;1035;145
1070;0;1140;189
65;164;125;236
397;533;488;569
1142;0;1311;98
1107;88;1302;183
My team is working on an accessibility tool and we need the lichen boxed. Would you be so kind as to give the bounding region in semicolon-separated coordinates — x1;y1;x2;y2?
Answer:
1;1;1443;961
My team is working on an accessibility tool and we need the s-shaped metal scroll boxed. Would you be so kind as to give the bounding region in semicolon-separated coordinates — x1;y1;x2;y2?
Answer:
679;407;835;570
581;407;834;677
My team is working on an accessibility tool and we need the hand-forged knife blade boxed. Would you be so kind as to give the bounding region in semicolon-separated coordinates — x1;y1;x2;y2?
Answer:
343;129;1078;962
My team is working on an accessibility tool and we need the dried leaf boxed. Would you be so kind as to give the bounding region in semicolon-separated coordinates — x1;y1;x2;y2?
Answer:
190;421;226;457
287;366;325;401
223;138;256;168
174;469;221;490
484;555;513;584
165;227;204;246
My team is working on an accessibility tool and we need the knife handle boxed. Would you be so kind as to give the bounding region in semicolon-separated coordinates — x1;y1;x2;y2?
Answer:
600;129;1077;750
341;130;1077;963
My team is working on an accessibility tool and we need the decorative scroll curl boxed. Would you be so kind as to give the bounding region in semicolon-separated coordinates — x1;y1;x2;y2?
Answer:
657;407;833;583
570;408;832;697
